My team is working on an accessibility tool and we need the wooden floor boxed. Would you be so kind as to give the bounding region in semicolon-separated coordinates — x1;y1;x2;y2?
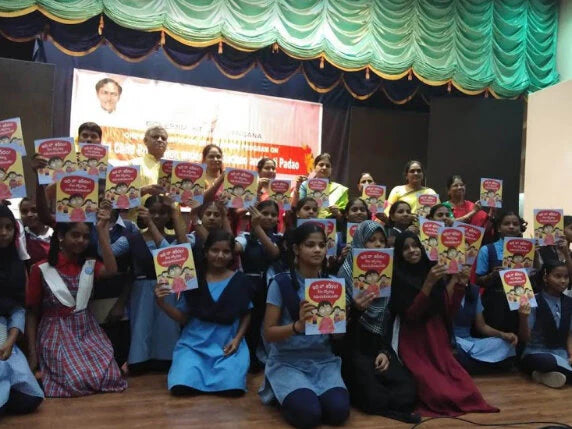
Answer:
3;372;571;428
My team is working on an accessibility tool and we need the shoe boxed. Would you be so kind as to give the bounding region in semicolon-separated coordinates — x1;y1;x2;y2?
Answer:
532;371;566;388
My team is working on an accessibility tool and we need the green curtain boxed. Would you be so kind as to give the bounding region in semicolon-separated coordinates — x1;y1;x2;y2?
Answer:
0;0;559;96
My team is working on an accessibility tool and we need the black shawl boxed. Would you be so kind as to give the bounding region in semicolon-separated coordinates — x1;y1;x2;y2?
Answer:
0;204;26;313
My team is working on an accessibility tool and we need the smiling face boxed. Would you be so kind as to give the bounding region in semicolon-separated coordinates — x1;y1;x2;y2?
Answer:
498;214;521;238
258;205;278;230
317;302;333;317
346;199;368;223
448;177;465;200
294;231;326;268
97;82;121;113
259;160;277;179
431;206;450;222
60;223;91;256
402;237;422;264
314;158;332;179
405;162;423;186
204;147;223;173
365;230;386;249
69;195;84;208
144;127;168;159
20;200;41;230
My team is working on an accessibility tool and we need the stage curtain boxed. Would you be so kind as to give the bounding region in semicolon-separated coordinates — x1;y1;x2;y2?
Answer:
0;0;559;97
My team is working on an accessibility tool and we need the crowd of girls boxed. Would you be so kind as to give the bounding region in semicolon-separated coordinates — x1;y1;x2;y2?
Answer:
0;124;570;428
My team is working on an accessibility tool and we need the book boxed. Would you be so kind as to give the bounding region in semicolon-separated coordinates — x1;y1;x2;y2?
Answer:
416;193;440;217
346;222;359;246
223;168;258;209
158;159;173;189
362;184;386;215
297;218;337;257
78;143;108;180
419;217;444;261
306;178;329;209
351;248;393;298
0;117;25;155
0;143;26;199
502;237;535;272
533;209;564;246
34;137;77;185
453;221;486;266
105;165;141;209
437;227;465;273
304;277;346;335
500;268;537;311
480;178;503;208
268;179;292;211
170;162;207;205
152;243;198;294
55;172;98;223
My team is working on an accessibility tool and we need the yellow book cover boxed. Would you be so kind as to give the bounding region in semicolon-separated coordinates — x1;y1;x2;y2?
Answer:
105;165;141;209
0;143;26;199
306;178;329;209
55;172;98;223
502;238;535;271
152;243;198;294
533;209;564;246
480;178;503;208
34;137;77;185
419;217;443;261
0;117;25;155
453;222;485;265
78;143;108;180
170;162;207;205
500;268;537;311
437;227;465;273
304;278;346;335
362;185;386;214
346;222;359;246
268;179;292;211
351;248;393;298
223;168;258;209
416;193;440;217
297;218;337;257
158;159;173;189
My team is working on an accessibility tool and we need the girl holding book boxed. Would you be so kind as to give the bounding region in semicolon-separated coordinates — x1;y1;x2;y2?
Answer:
19;197;52;268
295;153;349;221
334;197;371;272
0;204;44;416
385;201;416;248
26;211;127;397
518;261;572;388
385;160;438;216
260;223;350;429
256;158;285;231
155;230;252;395
475;211;529;334
427;203;454;227
338;221;418;423
389;231;497;416
537;215;572;284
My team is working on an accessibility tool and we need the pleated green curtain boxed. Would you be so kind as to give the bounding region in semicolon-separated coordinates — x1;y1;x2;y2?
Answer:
0;0;559;96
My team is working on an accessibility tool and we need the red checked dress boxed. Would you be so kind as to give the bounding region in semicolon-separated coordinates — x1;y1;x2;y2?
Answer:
27;254;127;397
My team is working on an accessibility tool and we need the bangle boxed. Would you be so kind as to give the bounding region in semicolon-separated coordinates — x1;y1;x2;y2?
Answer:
292;321;302;335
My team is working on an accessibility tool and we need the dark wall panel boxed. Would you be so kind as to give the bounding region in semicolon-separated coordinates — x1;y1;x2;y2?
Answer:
348;107;429;197
426;98;524;212
0;58;55;196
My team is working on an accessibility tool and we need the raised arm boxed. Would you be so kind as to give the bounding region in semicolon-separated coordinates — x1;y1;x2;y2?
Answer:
96;208;118;278
154;283;189;325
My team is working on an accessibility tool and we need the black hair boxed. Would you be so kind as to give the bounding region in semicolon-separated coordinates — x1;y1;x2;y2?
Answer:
564;215;572;228
78;122;103;139
446;174;464;190
19;197;33;207
256;199;279;213
95;78;122;95
403;160;424;182
48;222;96;267
256;157;276;173
314;153;332;167
287;223;327;290
428;203;451;220
344;197;371;220
203;230;235;268
138;195;173;230
388;200;412;228
202;144;223;160
357;172;374;184
543;260;567;276
493;210;527;238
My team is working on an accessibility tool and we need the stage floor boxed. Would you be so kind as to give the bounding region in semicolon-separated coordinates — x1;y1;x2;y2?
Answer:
3;372;570;428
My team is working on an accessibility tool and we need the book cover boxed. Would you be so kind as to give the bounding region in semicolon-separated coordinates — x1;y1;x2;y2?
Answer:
0;144;26;199
268;179;292;211
0;117;25;155
158;159;173;189
502;238;535;272
480;178;503;208
453;221;486;266
297;218;337;257
346;222;359;246
170;162;207;205
500;268;537;311
416;193;440;217
362;184;386;215
306;178;329;209
55;172;98;223
419;217;444;261
224;168;258;209
437;227;465;273
78;143;108;180
152;243;198;294
351;248;393;298
533;209;564;246
34;137;77;185
105;165;141;209
304;278;346;335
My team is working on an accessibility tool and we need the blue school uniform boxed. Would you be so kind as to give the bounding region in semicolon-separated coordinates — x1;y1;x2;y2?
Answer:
454;285;516;363
259;272;346;404
0;307;44;408
522;292;572;372
168;272;252;392
128;237;181;365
